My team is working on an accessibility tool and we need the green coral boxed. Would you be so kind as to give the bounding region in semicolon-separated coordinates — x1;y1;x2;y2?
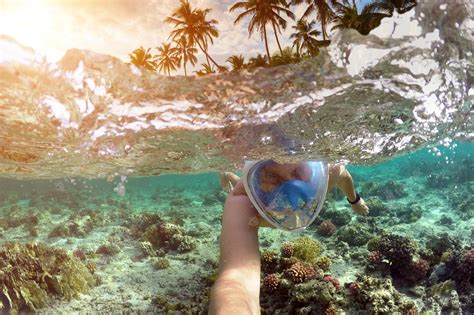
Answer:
365;197;389;217
291;279;337;306
315;256;332;272
292;236;321;264
337;222;373;247
352;275;416;314
0;242;95;313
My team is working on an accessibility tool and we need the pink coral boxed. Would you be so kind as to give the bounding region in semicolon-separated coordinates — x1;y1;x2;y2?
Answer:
368;250;383;265
323;275;340;290
281;242;295;258
348;282;360;295
263;273;280;291
285;262;316;283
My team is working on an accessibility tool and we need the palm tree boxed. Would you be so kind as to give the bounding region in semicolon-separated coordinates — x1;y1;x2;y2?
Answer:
173;36;197;77
248;54;268;68
331;0;393;35
289;0;335;41
155;43;180;77
290;19;322;57
128;46;156;70
165;0;221;68
194;63;216;76
229;0;295;63
226;54;246;71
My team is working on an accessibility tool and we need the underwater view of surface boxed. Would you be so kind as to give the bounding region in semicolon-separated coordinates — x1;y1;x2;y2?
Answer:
0;0;473;313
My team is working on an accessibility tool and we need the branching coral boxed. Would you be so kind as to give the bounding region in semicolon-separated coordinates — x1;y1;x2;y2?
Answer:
0;242;95;313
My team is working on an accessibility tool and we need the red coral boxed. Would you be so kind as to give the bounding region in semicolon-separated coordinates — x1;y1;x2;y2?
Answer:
263;273;280;291
317;220;336;237
285;262;316;283
348;282;360;295
368;250;383;265
465;248;474;265
324;305;337;315
281;242;295;258
408;259;430;282
323;275;340;289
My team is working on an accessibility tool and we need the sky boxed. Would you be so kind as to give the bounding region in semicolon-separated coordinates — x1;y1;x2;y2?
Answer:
0;0;368;74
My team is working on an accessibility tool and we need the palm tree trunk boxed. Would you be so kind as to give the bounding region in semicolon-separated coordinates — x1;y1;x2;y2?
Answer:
196;41;220;68
206;55;211;68
184;61;187;77
272;22;283;54
263;24;271;64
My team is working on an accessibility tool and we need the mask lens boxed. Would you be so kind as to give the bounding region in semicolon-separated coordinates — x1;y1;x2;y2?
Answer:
243;160;329;231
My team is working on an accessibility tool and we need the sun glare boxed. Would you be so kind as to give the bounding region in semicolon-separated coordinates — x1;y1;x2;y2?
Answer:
0;0;63;58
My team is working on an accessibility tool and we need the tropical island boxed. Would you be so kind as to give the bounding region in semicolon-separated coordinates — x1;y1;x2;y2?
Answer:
129;0;417;77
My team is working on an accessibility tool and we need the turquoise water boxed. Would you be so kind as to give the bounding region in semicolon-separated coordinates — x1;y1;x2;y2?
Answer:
0;142;472;313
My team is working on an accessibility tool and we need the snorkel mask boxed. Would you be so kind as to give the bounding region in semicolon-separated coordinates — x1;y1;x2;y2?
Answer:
242;160;329;232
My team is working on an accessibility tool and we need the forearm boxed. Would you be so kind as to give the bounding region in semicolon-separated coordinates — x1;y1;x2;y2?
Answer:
210;278;257;315
329;164;357;201
210;194;261;314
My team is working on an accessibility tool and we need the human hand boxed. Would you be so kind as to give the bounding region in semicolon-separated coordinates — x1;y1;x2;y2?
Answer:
219;172;240;193
351;198;369;216
227;181;273;228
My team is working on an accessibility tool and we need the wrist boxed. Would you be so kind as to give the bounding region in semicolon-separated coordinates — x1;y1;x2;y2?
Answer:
347;192;361;205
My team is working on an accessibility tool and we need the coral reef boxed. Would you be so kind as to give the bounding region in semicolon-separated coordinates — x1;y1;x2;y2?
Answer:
261;250;279;273
320;207;352;226
337;222;373;247
48;208;102;239
96;242;121;256
348;275;417;314
285;262;317;283
292;236;321;264
0;242;95;313
201;189;226;206
280;242;294;258
152;257;170;270
131;213;196;254
317;220;337;237
263;273;280;292
367;233;431;285
316;256;332;272
365;196;389;217
362;180;408;200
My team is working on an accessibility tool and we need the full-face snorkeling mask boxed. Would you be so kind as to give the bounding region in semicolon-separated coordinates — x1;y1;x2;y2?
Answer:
242;160;329;232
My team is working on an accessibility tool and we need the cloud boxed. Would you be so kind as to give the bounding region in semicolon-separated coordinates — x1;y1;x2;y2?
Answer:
1;0;326;72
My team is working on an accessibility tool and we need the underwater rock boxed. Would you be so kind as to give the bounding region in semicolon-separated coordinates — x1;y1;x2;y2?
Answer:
337;222;373;247
0;242;95;313
362;181;408;200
